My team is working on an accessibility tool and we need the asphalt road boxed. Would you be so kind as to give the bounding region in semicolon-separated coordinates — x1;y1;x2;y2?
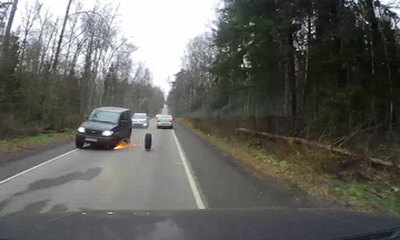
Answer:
0;111;298;217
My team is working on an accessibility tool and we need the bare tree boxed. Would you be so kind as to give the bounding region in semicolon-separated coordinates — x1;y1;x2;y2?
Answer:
52;0;73;72
19;1;42;71
3;0;19;49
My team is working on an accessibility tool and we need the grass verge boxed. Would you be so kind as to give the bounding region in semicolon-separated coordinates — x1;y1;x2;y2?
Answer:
178;118;400;216
0;130;75;154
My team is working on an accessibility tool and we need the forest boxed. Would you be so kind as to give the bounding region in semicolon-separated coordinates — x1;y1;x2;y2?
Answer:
0;0;164;138
168;0;400;142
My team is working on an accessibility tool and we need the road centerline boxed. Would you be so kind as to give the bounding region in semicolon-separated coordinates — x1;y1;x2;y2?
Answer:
172;129;206;209
0;149;79;186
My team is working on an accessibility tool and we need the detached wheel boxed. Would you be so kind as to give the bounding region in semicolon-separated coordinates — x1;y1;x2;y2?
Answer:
145;133;152;151
75;140;84;149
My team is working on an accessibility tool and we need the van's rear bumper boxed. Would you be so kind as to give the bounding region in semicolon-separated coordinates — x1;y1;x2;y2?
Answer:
76;133;120;146
157;122;173;128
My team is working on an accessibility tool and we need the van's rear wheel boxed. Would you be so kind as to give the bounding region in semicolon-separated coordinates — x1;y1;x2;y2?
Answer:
145;133;152;151
75;140;84;149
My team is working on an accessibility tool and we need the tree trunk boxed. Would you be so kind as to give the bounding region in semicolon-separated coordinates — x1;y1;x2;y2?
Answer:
39;18;59;74
237;127;397;169
377;4;394;135
365;0;380;123
52;0;73;72
302;14;312;113
287;28;296;118
63;13;80;76
3;0;19;51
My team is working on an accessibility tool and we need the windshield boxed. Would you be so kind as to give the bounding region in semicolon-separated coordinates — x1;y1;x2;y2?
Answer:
133;114;147;119
0;0;399;238
159;115;172;119
89;110;120;124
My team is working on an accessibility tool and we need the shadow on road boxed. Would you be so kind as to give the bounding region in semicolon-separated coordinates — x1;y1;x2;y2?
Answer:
4;199;50;217
13;167;102;197
48;203;68;213
0;199;10;212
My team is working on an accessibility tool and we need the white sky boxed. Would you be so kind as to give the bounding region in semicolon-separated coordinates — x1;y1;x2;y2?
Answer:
118;0;218;93
17;0;218;94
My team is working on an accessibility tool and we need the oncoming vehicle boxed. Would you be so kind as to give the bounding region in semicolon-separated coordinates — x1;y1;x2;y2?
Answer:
156;115;174;129
132;113;149;128
75;107;132;149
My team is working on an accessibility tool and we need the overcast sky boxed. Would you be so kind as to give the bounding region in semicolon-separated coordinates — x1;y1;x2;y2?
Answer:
18;0;218;94
118;0;218;93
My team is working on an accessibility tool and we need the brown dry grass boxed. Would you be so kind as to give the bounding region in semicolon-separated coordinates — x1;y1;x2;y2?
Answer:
178;118;400;216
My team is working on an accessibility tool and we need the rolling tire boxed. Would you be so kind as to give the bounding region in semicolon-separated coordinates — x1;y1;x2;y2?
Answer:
145;133;152;151
75;140;84;149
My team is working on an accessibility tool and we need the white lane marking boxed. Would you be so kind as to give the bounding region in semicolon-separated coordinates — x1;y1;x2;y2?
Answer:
0;149;79;186
172;130;206;209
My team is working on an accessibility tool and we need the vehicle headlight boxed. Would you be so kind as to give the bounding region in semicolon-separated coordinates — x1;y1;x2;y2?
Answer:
78;127;85;133
102;130;113;136
143;122;147;126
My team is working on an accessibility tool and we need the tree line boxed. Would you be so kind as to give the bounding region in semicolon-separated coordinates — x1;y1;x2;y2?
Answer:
0;0;164;137
168;0;400;138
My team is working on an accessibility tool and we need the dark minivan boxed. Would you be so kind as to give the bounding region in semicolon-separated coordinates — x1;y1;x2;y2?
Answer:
76;107;132;149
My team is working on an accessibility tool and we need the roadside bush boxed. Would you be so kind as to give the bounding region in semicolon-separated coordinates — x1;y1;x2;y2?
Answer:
0;114;41;138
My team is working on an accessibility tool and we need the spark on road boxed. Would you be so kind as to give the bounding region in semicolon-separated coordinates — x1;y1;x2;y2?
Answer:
113;142;131;150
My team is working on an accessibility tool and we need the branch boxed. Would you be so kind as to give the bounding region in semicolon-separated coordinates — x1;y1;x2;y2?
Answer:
237;128;397;169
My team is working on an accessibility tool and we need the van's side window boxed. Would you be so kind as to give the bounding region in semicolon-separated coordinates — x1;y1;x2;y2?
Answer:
120;112;128;121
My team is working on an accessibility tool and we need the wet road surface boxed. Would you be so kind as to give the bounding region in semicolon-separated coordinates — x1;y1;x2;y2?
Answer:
0;113;298;216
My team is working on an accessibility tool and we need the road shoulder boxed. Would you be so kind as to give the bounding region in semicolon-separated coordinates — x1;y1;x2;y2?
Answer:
174;122;308;208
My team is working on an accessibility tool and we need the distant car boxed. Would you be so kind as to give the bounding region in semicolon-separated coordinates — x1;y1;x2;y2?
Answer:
132;113;149;128
157;115;173;129
75;107;132;149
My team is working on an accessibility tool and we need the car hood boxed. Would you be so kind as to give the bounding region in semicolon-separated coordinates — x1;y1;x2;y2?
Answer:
81;121;117;131
0;208;399;240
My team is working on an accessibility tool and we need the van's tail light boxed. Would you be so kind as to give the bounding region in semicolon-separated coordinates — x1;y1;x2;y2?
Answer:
170;119;173;122
157;119;160;122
